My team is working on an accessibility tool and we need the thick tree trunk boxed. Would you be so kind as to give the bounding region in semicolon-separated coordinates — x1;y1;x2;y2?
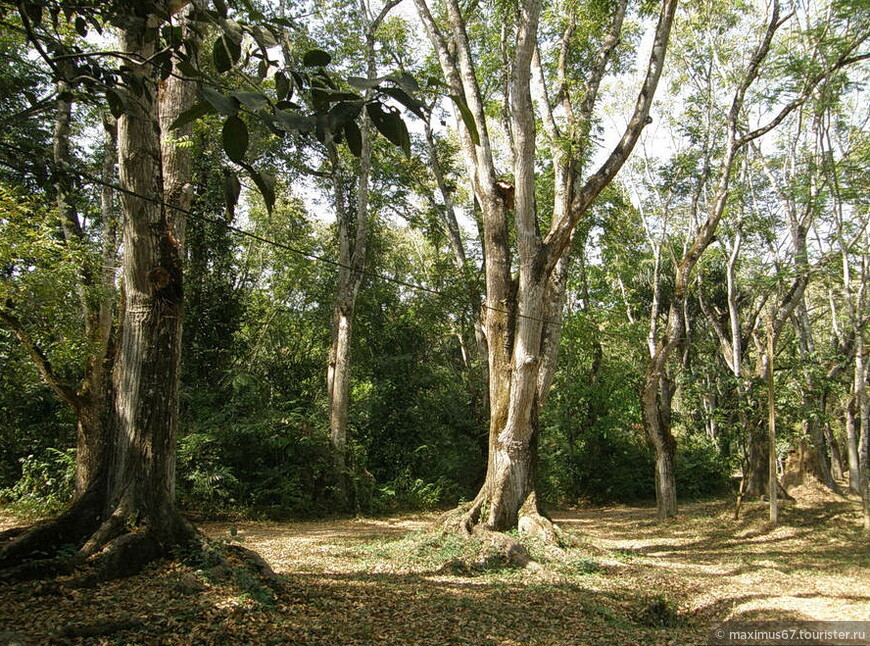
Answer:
416;0;676;543
744;427;770;499
101;4;191;539
1;2;197;582
825;419;846;481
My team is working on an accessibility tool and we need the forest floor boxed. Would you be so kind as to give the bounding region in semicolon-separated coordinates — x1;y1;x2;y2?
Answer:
1;485;868;645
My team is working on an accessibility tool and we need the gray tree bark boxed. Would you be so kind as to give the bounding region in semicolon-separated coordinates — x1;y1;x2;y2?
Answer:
415;0;677;536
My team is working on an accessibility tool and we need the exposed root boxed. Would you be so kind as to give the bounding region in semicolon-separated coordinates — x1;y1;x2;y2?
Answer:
0;500;101;570
71;529;165;588
434;527;537;575
436;497;483;535
0;555;79;584
0;526;28;543
1;500;199;586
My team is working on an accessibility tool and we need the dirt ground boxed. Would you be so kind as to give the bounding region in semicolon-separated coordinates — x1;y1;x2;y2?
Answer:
0;489;867;645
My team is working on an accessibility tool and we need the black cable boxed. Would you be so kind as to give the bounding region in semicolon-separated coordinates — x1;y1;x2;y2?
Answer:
0;139;571;329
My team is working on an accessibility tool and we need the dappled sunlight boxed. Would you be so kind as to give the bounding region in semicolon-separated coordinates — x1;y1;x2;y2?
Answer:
1;497;867;644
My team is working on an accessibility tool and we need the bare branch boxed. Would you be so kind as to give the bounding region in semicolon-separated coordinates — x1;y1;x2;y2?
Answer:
544;0;678;268
0;308;82;411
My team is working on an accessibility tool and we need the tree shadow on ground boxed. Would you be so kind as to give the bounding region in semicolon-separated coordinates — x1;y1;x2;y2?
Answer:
0;565;709;646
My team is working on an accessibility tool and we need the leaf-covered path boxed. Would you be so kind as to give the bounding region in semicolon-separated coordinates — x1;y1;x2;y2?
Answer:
1;493;867;645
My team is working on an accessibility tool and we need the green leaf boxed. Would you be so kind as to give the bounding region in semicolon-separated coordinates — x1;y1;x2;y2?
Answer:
214;34;241;73
327;102;362;134
272;109;315;134
213;0;228;18
213;36;232;74
201;88;239;116
252;25;278;48
223;170;241;221
275;71;290;100
222;115;249;163
170;101;216;130
74;16;87;37
232;91;270;111
241;163;276;213
345;121;362;157
177;61;200;77
380;87;426;119
389;71;420;93
449;94;480;146
347;76;385;91
303;49;332;67
105;89;126;119
367;103;410;157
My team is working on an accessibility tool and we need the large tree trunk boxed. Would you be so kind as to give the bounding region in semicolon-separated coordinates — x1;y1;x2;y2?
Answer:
88;0;195;561
416;0;676;541
845;396;861;494
744;423;770;498
1;1;197;581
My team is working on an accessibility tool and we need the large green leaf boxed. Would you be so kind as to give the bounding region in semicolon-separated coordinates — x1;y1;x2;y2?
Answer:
169;101;216;130
232;91;270;111
223;170;241;221
344;121;362;157
275;71;291;101
213;34;241;74
272;109;315;134
222;115;249;163
201;88;239;116
380;87;426;119
367;103;410;157
244;164;277;214
105;89;126;119
303;49;332;67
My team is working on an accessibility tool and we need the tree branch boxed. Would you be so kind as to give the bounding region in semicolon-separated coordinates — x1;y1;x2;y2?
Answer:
544;0;678;268
0;308;82;411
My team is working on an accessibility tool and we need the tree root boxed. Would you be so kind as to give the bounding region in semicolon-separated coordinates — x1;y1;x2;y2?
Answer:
521;514;575;552
0;502;198;585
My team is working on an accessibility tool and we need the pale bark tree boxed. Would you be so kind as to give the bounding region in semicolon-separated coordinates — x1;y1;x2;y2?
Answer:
1;0;202;580
326;0;399;507
648;0;866;517
642;0;791;519
414;0;678;536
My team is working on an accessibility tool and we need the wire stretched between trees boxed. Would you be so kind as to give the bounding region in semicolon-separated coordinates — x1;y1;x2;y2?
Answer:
0;139;573;330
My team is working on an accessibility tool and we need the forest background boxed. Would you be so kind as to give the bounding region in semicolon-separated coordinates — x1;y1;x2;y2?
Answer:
0;0;867;535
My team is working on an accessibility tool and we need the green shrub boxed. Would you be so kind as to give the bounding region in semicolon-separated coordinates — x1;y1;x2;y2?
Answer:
0;447;76;514
373;472;461;512
177;408;334;517
674;433;730;499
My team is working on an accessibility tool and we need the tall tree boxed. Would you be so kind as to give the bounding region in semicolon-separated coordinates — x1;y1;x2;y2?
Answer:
414;0;677;536
0;0;201;579
639;0;867;518
325;0;400;506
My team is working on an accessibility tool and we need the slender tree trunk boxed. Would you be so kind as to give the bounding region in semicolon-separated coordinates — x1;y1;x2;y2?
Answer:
327;0;392;507
767;316;778;524
642;369;677;520
51;64;118;501
845;394;861;494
